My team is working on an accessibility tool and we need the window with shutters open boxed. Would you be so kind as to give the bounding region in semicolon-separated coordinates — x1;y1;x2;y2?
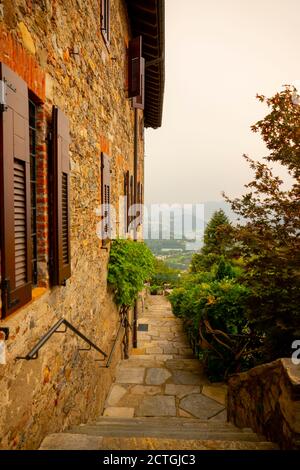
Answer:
50;106;71;286
101;0;110;47
128;36;144;99
29;98;38;286
0;63;32;318
133;58;145;110
101;152;111;244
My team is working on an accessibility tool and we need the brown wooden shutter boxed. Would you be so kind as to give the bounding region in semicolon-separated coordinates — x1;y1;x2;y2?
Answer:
130;174;134;207
140;183;144;223
133;58;145;110
101;152;111;241
128;36;143;98
50;106;71;286
0;63;32;317
124;170;129;233
126;170;130;232
101;0;110;45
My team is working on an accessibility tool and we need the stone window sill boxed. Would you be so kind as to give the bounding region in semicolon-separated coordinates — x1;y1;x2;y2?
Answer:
0;287;49;326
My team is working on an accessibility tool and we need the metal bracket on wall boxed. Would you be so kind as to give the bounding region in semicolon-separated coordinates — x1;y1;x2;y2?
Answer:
15;318;107;362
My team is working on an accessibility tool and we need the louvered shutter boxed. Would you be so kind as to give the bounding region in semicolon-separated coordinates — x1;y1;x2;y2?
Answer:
140;183;144;223
128;36;143;98
101;152;111;241
101;0;110;45
124;170;129;233
50;106;71;286
0;63;32;318
130;174;134;207
133;58;145;110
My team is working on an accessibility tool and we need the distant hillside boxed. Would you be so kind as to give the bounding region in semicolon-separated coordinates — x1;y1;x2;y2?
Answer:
144;201;240;252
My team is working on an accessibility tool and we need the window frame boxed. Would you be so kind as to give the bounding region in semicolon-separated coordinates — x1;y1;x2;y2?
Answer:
29;98;38;286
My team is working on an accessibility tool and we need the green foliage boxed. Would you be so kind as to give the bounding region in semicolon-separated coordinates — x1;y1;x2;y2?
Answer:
149;285;163;295
108;239;155;308
169;267;255;381
170;87;300;380
164;252;194;271
183;212;250;380
190;210;233;273
202;209;231;256
150;258;180;288
224;87;300;360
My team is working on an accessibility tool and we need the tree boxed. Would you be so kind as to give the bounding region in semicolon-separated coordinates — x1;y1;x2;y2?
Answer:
190;209;232;272
224;86;300;361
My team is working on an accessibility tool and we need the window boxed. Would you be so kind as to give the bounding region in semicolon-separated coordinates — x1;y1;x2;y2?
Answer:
101;152;111;244
50;106;71;286
0;63;32;317
0;62;71;318
29;99;38;286
101;0;110;47
124;170;129;233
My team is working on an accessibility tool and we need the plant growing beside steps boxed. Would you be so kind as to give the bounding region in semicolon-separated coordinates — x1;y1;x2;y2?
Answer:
170;87;300;382
107;239;155;357
39;297;278;450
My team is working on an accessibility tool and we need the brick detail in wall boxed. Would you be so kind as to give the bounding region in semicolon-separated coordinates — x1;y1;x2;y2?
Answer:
100;135;111;154
0;24;45;101
35;105;49;288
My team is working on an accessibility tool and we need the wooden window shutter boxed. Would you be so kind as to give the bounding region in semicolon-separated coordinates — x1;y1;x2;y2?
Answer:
0;63;32;317
50;106;71;286
130;174;134;207
128;36;143;98
101;152;111;241
124;170;129;232
141;183;144;220
137;182;141;204
126;171;130;232
101;0;110;46
133;58;145;110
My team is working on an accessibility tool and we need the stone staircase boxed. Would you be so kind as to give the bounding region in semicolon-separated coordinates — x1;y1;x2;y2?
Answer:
40;417;277;450
40;296;278;450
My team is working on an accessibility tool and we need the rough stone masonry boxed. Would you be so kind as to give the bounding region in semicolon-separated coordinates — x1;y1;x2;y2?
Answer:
0;0;146;449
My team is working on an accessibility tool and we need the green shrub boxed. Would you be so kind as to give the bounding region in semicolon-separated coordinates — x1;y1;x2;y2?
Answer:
169;277;256;381
150;258;180;288
108;239;155;308
149;285;163;295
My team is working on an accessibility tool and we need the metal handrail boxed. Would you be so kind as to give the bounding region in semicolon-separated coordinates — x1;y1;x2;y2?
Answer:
99;320;124;368
16;318;108;361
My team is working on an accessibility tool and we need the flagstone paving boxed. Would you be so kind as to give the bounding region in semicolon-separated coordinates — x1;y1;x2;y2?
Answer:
103;295;227;419
40;295;279;449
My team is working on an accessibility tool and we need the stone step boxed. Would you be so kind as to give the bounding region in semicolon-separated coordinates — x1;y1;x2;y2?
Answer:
68;417;263;442
68;425;262;442
40;434;278;450
92;416;243;429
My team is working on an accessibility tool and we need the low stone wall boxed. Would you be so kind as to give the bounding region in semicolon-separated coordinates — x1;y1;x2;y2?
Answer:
227;358;300;449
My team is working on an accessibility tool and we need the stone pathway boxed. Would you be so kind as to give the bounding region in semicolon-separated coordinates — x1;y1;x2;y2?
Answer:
103;295;227;420
40;295;278;449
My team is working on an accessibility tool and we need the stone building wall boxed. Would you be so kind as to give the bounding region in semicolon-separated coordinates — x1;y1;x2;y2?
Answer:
0;0;144;449
227;358;300;449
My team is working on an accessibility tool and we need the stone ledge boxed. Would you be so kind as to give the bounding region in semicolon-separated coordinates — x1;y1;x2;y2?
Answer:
227;358;300;449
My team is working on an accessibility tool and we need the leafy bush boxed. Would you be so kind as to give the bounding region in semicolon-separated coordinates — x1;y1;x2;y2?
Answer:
224;87;300;360
169;273;258;381
108;239;155;308
149;285;163;295
150;258;180;288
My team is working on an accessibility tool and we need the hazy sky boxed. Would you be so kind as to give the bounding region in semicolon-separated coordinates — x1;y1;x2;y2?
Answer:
145;0;299;204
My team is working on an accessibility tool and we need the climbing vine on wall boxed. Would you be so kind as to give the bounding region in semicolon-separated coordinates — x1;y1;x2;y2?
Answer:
108;239;155;308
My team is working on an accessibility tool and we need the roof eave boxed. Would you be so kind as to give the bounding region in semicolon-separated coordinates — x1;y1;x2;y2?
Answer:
126;0;165;129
